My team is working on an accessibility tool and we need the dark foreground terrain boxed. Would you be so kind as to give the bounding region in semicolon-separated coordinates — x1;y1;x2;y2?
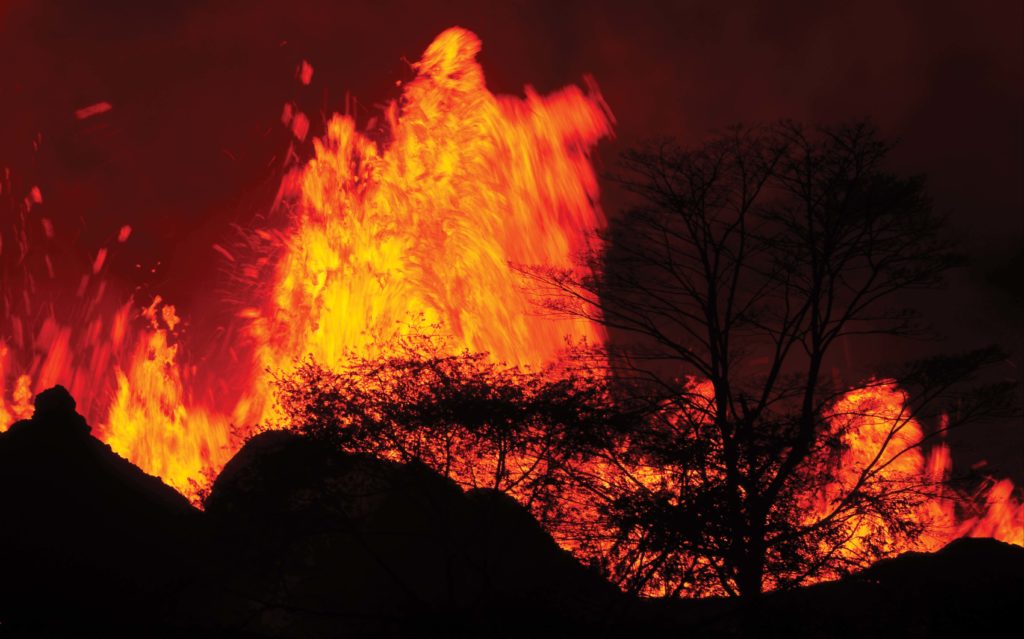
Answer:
1;386;1021;638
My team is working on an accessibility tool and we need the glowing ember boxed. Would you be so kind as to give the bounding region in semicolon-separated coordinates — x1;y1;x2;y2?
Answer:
74;101;113;120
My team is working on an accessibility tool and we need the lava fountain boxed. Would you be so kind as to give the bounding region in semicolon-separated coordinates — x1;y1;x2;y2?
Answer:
248;27;612;403
3;27;614;498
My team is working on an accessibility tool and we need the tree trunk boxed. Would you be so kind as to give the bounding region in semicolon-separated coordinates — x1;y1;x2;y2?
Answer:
736;520;766;598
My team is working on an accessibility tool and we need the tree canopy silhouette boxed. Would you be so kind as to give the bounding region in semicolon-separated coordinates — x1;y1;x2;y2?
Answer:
271;334;629;534
526;120;1016;597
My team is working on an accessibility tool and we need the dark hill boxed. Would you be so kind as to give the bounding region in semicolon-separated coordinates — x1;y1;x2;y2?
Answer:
636;534;1024;638
1;386;1021;638
0;386;208;634
746;536;1024;638
200;429;629;637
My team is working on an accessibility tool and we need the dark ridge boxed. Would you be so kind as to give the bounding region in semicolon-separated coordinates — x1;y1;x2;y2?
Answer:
733;536;1024;638
1;387;1021;638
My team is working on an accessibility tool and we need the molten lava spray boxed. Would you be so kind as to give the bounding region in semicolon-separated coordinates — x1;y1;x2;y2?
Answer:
251;27;611;395
3;27;613;497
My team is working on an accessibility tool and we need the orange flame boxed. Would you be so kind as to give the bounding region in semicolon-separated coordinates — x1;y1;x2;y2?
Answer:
812;382;1022;555
254;28;610;378
956;478;1024;544
101;299;234;495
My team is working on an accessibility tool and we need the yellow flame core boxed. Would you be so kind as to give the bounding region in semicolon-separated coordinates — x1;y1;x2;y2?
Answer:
255;27;611;382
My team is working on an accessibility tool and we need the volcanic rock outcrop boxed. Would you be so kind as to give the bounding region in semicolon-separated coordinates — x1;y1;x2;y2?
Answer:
199;429;626;637
0;385;204;633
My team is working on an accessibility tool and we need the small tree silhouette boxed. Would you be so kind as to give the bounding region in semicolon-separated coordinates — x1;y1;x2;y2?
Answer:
271;334;628;534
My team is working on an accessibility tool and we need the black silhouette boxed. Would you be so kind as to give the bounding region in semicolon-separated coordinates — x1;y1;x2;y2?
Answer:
199;429;626;636
0;385;205;635
0;386;631;637
1;386;1020;637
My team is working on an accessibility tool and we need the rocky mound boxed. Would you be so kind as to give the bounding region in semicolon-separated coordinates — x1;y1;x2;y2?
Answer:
771;536;1024;637
0;386;207;634
652;536;1024;638
200;429;626;637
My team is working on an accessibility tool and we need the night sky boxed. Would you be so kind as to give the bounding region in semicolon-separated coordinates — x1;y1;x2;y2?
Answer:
1;0;1021;477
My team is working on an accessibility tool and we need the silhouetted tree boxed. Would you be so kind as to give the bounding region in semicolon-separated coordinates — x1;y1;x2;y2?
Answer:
271;334;629;534
527;121;1016;597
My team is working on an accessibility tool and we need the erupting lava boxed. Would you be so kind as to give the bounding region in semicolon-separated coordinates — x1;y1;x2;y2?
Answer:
812;383;1023;559
1;26;1020;579
2;27;613;496
251;27;611;391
